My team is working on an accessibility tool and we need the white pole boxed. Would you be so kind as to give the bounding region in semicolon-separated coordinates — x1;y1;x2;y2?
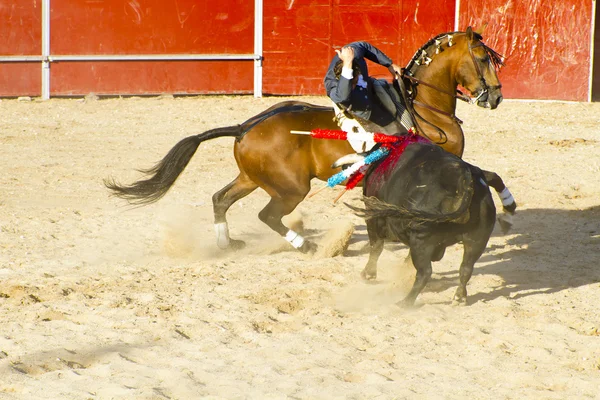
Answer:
588;0;596;102
254;0;263;98
41;0;50;100
454;0;461;31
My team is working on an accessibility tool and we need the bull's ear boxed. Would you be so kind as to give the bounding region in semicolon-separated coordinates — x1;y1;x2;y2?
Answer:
475;23;488;35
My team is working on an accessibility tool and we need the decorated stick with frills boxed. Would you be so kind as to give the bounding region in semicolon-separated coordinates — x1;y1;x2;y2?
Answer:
291;128;403;202
291;128;403;145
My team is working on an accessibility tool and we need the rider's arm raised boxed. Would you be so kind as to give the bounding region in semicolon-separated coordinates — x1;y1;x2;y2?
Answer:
324;54;354;104
349;41;401;78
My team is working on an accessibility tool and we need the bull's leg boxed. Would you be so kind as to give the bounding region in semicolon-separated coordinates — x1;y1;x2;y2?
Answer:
454;193;496;305
361;219;385;281
482;169;516;233
257;193;316;254
453;237;489;306
212;174;258;250
399;236;435;307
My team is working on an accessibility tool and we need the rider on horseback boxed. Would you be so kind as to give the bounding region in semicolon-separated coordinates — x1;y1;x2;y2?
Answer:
324;41;414;154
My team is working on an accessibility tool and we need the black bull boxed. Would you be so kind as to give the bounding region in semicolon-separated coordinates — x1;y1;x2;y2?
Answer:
347;140;496;306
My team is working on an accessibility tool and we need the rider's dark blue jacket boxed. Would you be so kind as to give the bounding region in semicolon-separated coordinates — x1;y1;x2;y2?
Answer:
324;41;393;121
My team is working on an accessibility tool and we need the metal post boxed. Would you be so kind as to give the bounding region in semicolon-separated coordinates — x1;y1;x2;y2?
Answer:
41;0;50;100
254;0;263;98
454;0;461;31
588;0;596;102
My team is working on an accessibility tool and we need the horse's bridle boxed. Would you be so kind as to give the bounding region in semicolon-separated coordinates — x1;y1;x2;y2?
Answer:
466;41;502;104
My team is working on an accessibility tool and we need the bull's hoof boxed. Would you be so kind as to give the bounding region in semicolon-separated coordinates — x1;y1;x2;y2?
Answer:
360;268;377;281
299;240;318;255
397;297;417;308
452;288;468;306
452;299;468;306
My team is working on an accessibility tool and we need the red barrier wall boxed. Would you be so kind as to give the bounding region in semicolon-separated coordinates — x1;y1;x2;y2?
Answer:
460;0;593;101
48;0;254;95
0;1;42;96
263;0;455;94
0;1;595;100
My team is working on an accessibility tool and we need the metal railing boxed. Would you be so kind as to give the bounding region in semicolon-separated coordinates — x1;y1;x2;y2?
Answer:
0;0;264;99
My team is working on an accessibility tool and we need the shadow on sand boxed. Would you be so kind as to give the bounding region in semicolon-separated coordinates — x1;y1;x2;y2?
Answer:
339;205;600;304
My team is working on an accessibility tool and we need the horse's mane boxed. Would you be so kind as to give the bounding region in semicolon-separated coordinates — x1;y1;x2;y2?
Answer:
405;31;504;73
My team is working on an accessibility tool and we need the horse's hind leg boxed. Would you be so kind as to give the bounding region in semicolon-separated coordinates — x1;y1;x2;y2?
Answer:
482;169;516;233
258;191;315;254
212;174;258;250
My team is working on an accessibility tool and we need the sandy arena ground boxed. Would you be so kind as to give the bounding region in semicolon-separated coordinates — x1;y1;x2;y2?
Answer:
1;95;599;399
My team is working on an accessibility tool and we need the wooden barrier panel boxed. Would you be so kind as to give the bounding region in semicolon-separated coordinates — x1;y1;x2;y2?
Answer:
460;0;593;101
49;0;255;95
0;1;42;96
262;0;455;95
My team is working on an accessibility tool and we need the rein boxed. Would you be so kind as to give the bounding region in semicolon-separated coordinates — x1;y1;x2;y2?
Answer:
403;74;472;103
410;99;463;124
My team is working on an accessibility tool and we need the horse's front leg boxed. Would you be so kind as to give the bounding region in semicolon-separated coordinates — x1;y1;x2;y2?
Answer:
212;174;258;250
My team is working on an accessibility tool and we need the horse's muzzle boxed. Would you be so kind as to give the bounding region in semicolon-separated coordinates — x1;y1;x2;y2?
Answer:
477;91;502;110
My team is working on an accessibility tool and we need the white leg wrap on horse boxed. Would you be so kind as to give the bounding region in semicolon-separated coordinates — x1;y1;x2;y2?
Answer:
214;222;230;249
285;230;305;249
499;187;515;207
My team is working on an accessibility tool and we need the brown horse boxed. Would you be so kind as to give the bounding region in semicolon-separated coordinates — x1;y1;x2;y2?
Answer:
105;27;515;254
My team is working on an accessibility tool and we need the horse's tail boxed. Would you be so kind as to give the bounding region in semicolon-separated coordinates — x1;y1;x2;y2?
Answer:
104;125;241;205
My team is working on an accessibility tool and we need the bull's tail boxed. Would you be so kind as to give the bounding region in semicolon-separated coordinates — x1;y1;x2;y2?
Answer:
104;125;241;205
346;194;471;226
346;167;475;225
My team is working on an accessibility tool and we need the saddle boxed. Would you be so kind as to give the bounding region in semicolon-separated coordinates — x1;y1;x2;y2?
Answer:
334;78;416;137
371;78;415;133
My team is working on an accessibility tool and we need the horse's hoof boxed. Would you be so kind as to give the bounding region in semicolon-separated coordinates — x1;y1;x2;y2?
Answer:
360;269;377;281
503;202;517;213
299;240;317;254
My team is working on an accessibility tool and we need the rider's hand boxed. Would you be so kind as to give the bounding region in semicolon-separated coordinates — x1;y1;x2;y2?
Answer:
388;63;402;79
335;46;355;68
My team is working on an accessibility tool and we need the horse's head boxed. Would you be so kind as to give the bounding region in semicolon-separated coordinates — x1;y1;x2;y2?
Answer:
457;26;504;109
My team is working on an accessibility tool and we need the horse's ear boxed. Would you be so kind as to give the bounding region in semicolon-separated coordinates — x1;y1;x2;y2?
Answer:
475;23;488;35
466;26;474;41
